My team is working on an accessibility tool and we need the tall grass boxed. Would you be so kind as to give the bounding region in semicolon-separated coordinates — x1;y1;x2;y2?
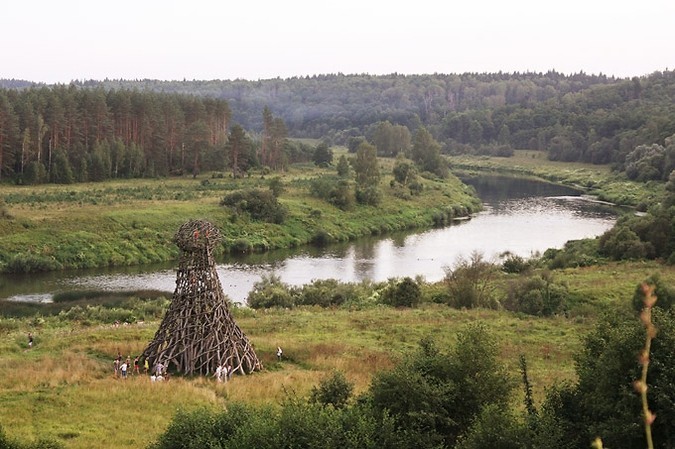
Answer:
0;303;593;449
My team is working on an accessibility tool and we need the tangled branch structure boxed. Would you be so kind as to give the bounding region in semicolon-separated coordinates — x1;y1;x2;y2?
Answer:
142;220;262;376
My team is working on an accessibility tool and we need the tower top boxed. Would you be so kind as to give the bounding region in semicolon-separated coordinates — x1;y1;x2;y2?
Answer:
174;219;222;252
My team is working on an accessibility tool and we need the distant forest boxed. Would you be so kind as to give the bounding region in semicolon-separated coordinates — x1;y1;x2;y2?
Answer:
1;70;675;183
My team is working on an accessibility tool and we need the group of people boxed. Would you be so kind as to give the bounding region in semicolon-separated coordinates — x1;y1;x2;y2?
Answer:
109;346;285;382
113;353;145;379
213;363;234;382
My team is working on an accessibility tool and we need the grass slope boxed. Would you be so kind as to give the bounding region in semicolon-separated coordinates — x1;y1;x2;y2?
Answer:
0;163;479;273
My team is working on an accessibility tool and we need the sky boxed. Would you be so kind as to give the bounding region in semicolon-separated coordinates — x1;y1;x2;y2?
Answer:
3;0;674;84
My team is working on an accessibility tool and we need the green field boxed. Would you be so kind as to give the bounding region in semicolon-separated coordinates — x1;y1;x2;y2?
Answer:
0;161;480;274
0;257;673;448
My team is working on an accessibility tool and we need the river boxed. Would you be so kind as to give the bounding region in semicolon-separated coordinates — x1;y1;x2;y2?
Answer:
0;176;619;304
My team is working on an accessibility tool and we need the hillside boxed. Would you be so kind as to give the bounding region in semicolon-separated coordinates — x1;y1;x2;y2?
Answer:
69;70;675;166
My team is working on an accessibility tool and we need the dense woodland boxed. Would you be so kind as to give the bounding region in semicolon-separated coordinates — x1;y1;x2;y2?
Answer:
0;87;306;184
76;70;675;164
2;71;675;184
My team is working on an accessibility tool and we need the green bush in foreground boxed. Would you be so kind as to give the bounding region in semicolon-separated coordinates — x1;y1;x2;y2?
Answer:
150;325;513;449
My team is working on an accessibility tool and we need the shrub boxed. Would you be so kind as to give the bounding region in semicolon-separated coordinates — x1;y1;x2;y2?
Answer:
309;370;354;409
504;273;569;316
6;254;60;273
295;279;350;307
149;407;221;449
599;224;652;260
0;199;12;219
230;238;253;253
501;252;532;274
632;273;675;312
220;189;288;223
355;185;382;206
542;308;675;449
378;277;421;308
309;177;355;210
268;177;285;197
443;252;499;309
455;404;529;449
543;238;601;269
246;274;295;309
368;326;513;448
310;229;334;246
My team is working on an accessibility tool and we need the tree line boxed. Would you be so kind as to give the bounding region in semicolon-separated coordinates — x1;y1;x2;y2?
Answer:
56;70;675;167
0;86;238;183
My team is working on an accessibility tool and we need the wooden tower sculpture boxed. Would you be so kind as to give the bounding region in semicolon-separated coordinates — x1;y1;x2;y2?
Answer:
142;219;262;376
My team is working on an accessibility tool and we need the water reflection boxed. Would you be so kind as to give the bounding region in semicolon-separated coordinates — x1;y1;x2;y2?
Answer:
0;176;619;304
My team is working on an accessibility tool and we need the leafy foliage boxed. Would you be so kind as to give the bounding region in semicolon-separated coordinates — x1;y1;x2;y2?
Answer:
504;272;569;316
632;274;675;312
309;371;354;409
312;141;333;167
378;277;422;308
246;274;295;309
369;327;514;447
443;252;499;308
309;176;356;210
542;308;675;449
353;142;381;205
220;189;288;223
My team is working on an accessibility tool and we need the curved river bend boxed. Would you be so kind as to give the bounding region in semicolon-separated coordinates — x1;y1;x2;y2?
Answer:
0;176;619;304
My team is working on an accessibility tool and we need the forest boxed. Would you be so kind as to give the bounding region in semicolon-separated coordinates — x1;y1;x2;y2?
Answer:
75;70;675;165
2;70;675;185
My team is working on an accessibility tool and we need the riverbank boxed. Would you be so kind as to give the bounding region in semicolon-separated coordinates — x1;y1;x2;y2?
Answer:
449;150;664;208
0;163;480;274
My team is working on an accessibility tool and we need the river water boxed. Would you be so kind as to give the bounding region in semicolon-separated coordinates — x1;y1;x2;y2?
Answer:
0;176;619;304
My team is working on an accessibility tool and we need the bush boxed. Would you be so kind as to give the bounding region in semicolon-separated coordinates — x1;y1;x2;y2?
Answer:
368;326;513;448
504;273;569;316
455;404;529;449
310;229;334;246
309;371;354;409
309;177;355;210
443;252;499;309
599;224;652;260
295;279;354;307
0;199;12;219
5;254;60;273
378;277;421;308
355;185;382;206
149;407;221;449
543;238;601;269
501;252;532;274
220;189;288;223
542;309;675;449
632;274;675;312
230;238;253;253
246;274;295;309
267;177;285;197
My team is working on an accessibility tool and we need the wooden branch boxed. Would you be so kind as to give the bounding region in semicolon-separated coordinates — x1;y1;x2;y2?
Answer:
142;220;262;376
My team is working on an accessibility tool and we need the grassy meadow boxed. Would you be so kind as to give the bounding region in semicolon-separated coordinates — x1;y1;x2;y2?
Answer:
1;259;674;448
0;305;585;449
0;158;480;273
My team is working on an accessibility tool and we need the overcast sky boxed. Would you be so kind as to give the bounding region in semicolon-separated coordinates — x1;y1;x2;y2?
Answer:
3;0;674;83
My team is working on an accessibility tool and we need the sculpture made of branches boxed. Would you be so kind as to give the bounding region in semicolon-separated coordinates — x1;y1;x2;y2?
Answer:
142;220;262;376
